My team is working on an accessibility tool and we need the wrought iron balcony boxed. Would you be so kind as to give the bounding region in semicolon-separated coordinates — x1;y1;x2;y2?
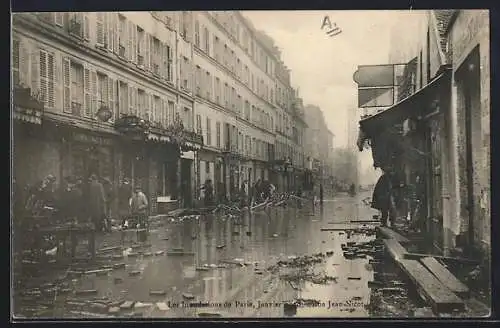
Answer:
12;86;44;124
114;114;150;134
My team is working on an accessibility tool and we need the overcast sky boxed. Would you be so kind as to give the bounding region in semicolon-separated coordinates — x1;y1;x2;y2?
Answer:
243;10;401;150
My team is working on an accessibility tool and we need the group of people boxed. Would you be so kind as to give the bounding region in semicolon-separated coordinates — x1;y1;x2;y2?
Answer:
16;174;150;233
371;168;424;229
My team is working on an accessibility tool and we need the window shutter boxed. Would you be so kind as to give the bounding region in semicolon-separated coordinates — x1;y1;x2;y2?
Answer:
103;13;109;47
145;33;151;70
132;25;137;64
96;13;105;46
47;53;55;108
114;14;119;54
134;87;139;116
168;45;173;81
62;57;72;114
83;13;90;40
39;50;48;107
149;93;154;122
55;13;64;26
161;42;167;80
128;85;133;115
19;40;31;88
108;76;115;121
83;65;91;117
91;70;97;116
127;21;133;61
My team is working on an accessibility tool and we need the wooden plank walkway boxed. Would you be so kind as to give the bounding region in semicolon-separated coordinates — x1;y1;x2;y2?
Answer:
421;257;470;298
404;252;480;265
383;239;408;262
398;259;465;313
377;226;410;243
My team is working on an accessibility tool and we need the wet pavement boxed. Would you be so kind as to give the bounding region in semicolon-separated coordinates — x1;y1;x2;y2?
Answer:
13;191;435;319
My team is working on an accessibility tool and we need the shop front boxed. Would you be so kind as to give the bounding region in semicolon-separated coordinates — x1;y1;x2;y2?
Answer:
357;66;452;250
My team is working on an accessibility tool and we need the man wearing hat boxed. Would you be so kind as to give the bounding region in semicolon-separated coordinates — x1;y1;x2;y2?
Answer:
129;184;148;229
88;174;107;232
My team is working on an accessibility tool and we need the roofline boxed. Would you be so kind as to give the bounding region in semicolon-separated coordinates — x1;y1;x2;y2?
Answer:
444;10;460;34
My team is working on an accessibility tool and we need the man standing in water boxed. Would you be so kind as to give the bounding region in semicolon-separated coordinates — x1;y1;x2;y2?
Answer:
371;169;396;227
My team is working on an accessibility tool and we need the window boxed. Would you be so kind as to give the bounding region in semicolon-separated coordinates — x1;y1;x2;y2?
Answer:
137;27;145;66
206;71;212;100
196;114;202;134
237;95;242;116
215;77;221;104
167;101;175;126
181;56;190;91
195;65;202;96
216;121;221;148
152;38;161;75
194;20;200;47
214;36;220;61
70;61;84;114
205;161;210;174
39;50;55;109
224;83;229;108
68;13;89;40
203;27;210;54
154;96;161;125
118;15;127;57
180;12;189;39
12;39;19;86
96;13;108;47
426;29;430;83
231;87;236;110
166;44;173;82
244;101;250;120
119;81;128;116
137;89;146;119
206;118;212;146
97;72;108;108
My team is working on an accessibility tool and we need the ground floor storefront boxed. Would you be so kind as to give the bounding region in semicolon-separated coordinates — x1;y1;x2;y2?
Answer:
13;117;190;219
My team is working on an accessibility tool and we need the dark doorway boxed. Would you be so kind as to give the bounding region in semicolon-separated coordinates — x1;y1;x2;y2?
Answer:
460;47;481;247
180;159;192;208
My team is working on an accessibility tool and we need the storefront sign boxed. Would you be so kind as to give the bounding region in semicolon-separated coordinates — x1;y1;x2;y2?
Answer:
181;151;194;160
73;132;113;146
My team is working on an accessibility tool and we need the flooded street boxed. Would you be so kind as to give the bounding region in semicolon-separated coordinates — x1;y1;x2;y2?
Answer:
14;192;424;318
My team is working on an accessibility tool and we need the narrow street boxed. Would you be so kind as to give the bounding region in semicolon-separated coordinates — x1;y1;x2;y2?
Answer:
15;191;428;318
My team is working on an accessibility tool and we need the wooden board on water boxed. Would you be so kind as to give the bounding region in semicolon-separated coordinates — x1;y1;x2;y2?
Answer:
421;257;470;297
383;239;408;262
398;259;464;313
377;226;410;243
404;252;480;265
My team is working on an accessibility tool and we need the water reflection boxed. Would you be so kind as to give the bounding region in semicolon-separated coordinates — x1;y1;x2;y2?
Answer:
16;193;385;319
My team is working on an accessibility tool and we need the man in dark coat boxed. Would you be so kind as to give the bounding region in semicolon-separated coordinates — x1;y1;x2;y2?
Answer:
59;176;83;223
371;170;396;227
88;174;106;232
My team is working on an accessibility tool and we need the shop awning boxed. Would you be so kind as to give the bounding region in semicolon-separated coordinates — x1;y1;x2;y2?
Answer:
359;66;452;137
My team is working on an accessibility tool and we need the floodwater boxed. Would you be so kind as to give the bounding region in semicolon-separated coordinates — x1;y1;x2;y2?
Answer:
13;191;425;319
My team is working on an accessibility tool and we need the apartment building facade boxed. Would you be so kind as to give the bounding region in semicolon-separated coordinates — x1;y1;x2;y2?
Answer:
12;11;204;215
12;11;310;210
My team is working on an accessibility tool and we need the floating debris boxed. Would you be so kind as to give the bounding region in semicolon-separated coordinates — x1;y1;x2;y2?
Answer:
196;267;210;272
166;251;195;256
182;293;195;300
108;307;120;314
113;263;126;270
150;290;167;296
134;302;153;309
75;289;98;295
128;270;141;276
120;301;135;309
347;277;362;280
156;302;170;311
216;245;226;249
114;277;124;284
